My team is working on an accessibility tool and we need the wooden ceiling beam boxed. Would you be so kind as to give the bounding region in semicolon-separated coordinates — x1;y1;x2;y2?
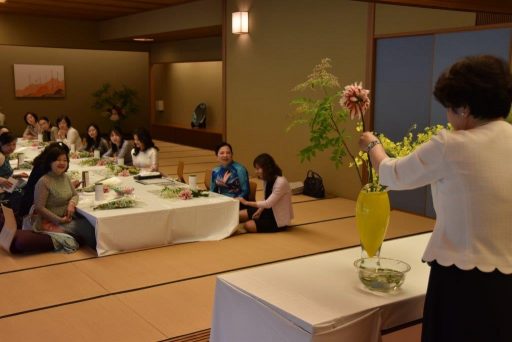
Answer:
4;1;145;14
353;0;512;15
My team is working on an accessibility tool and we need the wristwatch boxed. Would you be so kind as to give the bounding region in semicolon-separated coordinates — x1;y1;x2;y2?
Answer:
366;140;381;152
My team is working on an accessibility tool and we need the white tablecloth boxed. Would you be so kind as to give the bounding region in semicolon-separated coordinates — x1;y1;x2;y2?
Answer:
210;233;431;342
71;166;239;256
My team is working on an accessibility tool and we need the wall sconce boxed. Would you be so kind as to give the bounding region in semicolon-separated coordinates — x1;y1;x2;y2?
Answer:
232;11;249;34
155;100;164;111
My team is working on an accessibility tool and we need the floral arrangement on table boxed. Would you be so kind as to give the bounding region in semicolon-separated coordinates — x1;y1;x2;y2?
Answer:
93;196;136;210
105;163;140;177
79;158;101;167
288;58;449;192
92;185;136;210
71;151;93;159
160;186;209;200
14;161;33;170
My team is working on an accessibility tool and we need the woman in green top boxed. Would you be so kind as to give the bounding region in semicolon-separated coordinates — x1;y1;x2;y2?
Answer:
34;145;96;251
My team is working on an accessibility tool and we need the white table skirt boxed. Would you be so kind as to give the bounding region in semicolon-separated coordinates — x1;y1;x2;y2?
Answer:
61;161;237;256
210;233;431;342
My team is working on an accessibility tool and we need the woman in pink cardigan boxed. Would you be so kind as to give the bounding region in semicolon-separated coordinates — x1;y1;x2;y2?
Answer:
238;153;293;233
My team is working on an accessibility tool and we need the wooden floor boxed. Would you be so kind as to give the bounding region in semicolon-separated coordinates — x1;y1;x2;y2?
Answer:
0;141;434;341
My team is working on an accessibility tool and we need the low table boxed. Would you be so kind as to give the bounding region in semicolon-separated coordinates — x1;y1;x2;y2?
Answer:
210;233;431;342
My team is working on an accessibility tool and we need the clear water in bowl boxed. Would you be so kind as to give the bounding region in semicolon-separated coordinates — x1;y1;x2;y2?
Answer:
354;257;411;292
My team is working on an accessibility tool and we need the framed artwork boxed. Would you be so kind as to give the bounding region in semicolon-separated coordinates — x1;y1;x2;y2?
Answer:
14;64;65;98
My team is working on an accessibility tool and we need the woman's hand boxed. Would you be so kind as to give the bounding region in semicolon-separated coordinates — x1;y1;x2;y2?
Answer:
66;202;76;220
60;215;72;224
13;172;29;179
252;208;263;219
0;177;13;189
57;129;67;140
238;197;248;206
359;132;379;152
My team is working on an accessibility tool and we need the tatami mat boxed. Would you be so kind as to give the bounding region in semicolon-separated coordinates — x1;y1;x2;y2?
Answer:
0;296;167;341
0;196;333;274
0;211;433;320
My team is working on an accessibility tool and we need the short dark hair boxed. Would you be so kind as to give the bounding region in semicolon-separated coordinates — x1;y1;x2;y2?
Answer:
41;145;70;174
434;55;512;119
253;153;282;181
39;116;50;123
24;112;38;124
56;115;72;128
215;142;233;155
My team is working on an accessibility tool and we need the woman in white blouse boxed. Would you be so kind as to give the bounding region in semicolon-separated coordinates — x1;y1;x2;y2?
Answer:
131;128;159;171
238;153;293;233
55;115;82;151
359;55;512;342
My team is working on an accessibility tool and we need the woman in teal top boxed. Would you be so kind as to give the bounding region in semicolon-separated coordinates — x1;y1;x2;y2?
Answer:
210;142;250;199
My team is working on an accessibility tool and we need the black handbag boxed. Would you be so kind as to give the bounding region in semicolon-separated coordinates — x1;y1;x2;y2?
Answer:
303;170;325;198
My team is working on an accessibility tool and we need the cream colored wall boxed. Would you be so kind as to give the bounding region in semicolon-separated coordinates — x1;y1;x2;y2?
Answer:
151;37;222;64
375;4;476;35
99;0;222;40
226;0;369;200
225;0;477;200
0;14;147;51
0;45;148;137
152;61;222;132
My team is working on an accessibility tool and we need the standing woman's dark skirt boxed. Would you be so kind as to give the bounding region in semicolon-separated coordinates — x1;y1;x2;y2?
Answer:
422;261;512;342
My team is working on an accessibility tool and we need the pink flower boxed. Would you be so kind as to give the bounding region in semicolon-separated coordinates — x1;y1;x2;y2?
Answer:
341;82;370;120
178;189;193;200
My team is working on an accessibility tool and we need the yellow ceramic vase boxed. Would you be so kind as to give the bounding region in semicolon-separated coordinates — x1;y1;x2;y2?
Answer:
355;185;390;258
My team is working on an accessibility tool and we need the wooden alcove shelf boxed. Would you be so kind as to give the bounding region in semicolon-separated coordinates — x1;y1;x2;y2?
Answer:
151;124;223;151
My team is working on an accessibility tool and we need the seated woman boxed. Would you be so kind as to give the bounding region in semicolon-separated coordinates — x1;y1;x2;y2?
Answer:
103;127;133;165
38;116;58;142
33;145;96;251
22;112;40;140
55;115;82;150
0;132;28;198
131;128;159;171
210;142;250;200
1;142;73;254
82;124;109;156
238;153;293;233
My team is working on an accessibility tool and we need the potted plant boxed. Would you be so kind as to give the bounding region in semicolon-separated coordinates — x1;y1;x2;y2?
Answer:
91;83;139;126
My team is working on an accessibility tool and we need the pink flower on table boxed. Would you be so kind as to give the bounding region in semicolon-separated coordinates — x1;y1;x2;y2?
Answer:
178;189;193;200
341;82;370;120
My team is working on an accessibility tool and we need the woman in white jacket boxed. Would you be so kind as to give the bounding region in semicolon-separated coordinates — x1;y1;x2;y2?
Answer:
238;153;293;233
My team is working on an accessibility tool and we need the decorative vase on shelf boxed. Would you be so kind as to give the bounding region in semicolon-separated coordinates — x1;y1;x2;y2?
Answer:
355;184;390;258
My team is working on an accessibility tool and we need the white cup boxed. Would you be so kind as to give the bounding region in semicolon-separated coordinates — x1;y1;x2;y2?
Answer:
95;184;104;201
188;175;197;190
37;133;43;142
117;157;124;166
17;153;25;165
93;149;100;158
70;144;76;153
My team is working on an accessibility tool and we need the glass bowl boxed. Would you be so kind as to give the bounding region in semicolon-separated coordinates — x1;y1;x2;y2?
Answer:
354;257;411;292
